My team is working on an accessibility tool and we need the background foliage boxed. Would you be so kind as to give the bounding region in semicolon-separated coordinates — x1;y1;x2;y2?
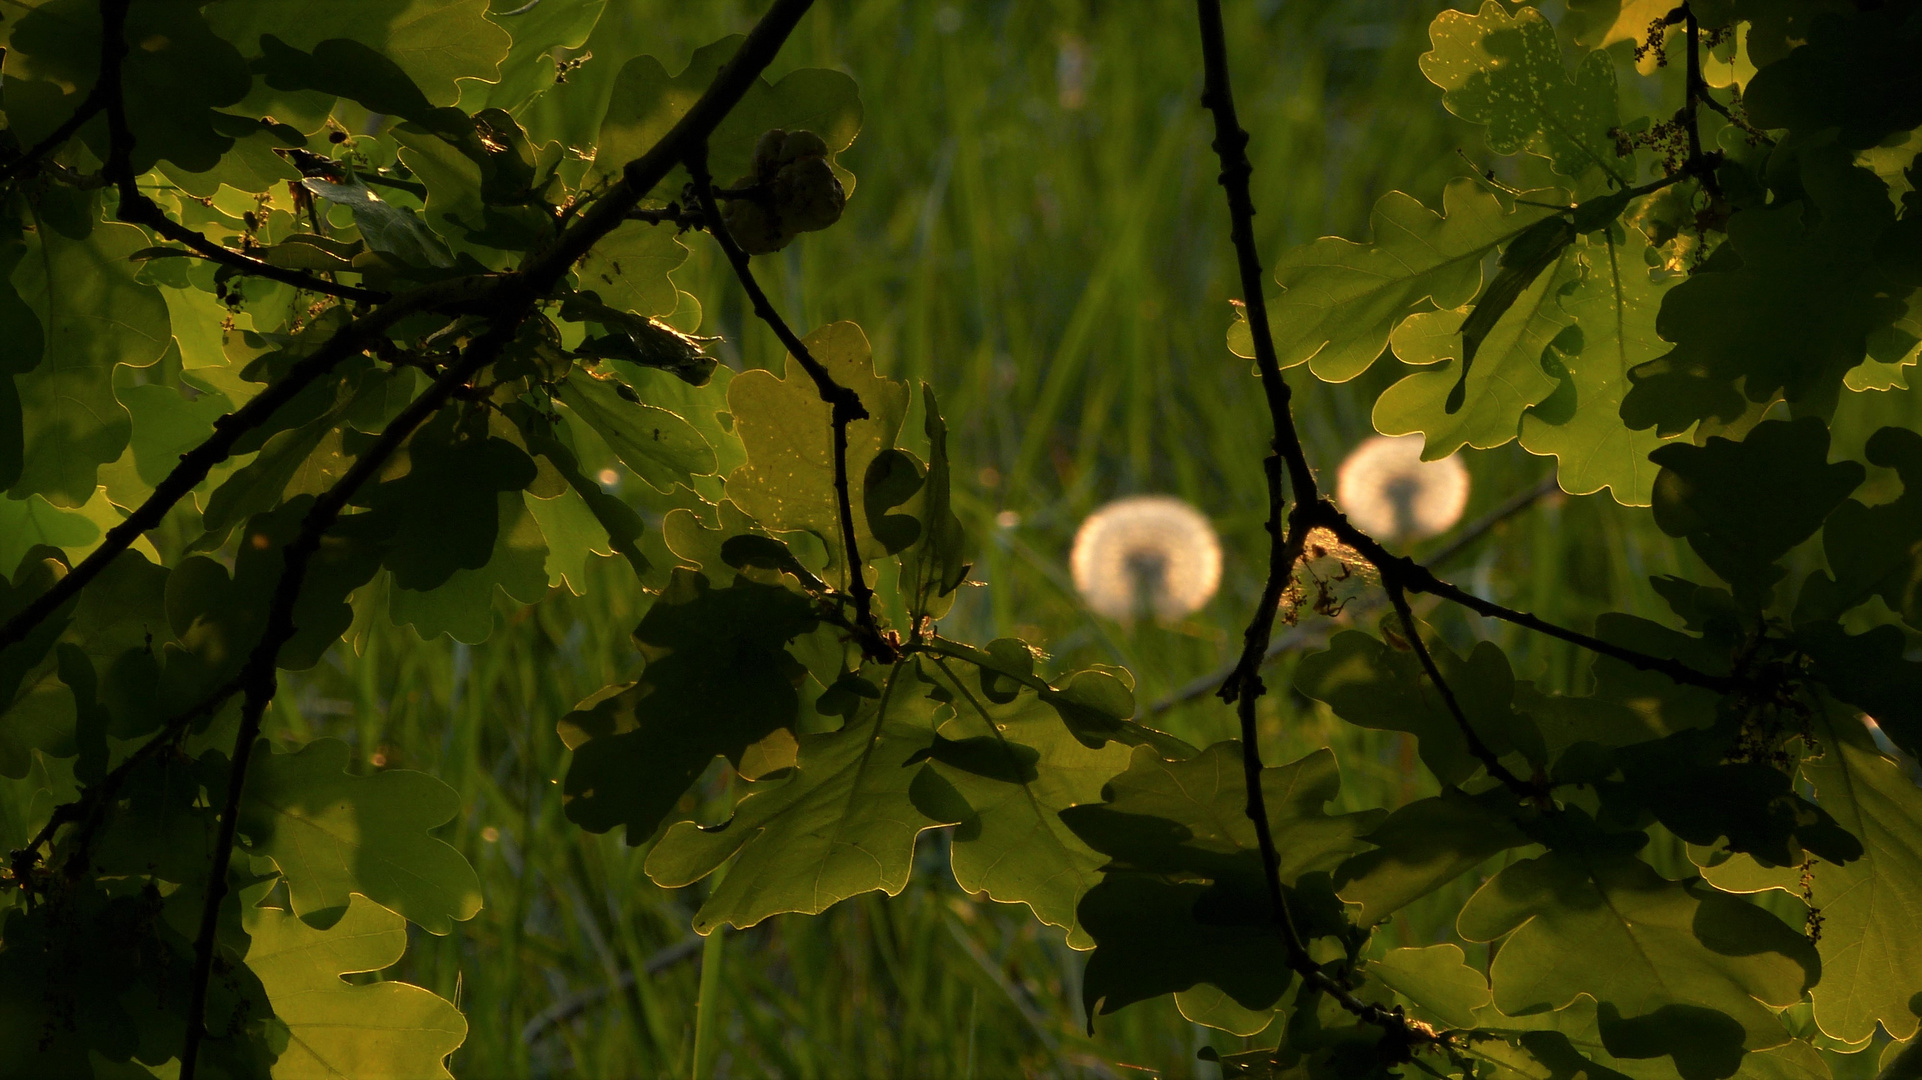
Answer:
2;0;1921;1078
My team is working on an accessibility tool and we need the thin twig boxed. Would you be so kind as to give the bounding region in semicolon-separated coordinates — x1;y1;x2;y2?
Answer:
6;675;245;896
1382;580;1537;798
1192;0;1436;1056
686;149;894;662
116;203;389;304
90;0;373;309
1330;520;1736;694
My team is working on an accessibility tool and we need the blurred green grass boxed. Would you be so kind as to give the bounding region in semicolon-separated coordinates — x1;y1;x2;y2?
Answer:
271;1;1922;1076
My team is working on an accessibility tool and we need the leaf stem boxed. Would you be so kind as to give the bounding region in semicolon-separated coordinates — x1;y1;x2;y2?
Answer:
685;150;895;662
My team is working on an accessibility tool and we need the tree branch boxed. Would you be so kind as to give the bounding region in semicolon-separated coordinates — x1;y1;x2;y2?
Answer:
171;3;823;1073
0;276;484;660
1382;580;1539;800
1329;519;1736;694
117;200;390;304
1193;0;1438;1056
1679;3;1725;197
0;100;110;190
178;316;523;1078
686;150;895;662
2;0;820;660
83;9;385;304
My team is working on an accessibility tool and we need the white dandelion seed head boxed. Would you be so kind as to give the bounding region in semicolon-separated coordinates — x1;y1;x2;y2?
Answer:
1335;435;1470;540
1071;495;1222;622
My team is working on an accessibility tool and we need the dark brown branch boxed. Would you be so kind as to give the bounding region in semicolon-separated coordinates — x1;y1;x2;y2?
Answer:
686;150;894;662
628;201;707;230
1679;4;1725;197
1192;0;1436;1056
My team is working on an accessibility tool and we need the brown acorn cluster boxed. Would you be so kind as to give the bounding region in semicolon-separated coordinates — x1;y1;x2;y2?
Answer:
721;129;848;254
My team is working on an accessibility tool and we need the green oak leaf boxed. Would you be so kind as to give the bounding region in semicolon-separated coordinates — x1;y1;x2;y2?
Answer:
207;0;510;109
1797;620;1922;762
1741;3;1922;149
1062;741;1384;889
1799;425;1922;627
1650;418;1864;608
1520;230;1683;506
560;567;816;844
353;412;539;592
385;492;550;644
1797;714;1922;1043
592;36;862;196
301;174;457;270
575;221;688;320
1293;628;1545;787
512;403;651;582
726;321;910;571
1458;831;1816;1053
554;368;717;494
1364;944;1492;1031
463;0;607;115
1623;146;1907;435
1237;179;1562;381
1061;742;1379;1022
1459;993;1821;1080
11;216;171;506
1373;243;1573;458
0;496;99;582
238;738;482;934
644;661;943;933
0;238;45;491
909;658;1133;949
524;484;608;593
1420;1;1621;179
1602;727;1864;869
1335;788;1533;925
244;893;465;1080
4;0;250;174
119;379;233;488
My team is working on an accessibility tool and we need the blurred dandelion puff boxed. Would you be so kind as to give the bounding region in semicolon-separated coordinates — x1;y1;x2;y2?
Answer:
1335;435;1470;540
1071;495;1221;622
